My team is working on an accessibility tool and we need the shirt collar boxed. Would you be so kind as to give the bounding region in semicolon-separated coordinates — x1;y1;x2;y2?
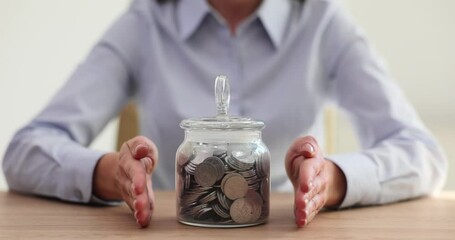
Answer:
177;0;291;47
257;0;292;47
177;0;211;40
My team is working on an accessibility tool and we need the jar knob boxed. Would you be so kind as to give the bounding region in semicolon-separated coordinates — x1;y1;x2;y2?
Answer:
215;75;230;118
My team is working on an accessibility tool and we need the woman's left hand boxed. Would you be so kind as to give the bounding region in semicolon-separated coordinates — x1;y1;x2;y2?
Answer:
285;136;347;227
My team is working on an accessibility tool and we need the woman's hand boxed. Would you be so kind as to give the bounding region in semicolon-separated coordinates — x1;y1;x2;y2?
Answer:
285;136;346;227
93;136;159;228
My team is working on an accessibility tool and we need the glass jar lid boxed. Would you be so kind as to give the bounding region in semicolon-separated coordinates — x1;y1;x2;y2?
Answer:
180;75;265;130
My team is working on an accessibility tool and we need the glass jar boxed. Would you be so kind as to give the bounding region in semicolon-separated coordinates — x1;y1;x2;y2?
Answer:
175;76;270;228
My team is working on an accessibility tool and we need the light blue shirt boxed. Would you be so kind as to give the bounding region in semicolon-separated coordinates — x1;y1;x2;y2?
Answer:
3;0;447;208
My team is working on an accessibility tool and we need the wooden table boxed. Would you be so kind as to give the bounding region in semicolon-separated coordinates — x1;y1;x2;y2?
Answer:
1;191;454;239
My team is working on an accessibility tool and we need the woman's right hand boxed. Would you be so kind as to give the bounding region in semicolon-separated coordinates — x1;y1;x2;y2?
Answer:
93;136;159;228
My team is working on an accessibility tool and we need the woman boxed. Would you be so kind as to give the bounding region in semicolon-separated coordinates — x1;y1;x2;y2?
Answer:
3;0;447;228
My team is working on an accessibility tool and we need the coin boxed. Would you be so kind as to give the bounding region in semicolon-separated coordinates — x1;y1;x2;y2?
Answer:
238;168;256;178
204;156;225;181
221;173;248;200
180;186;208;207
194;162;218;187
217;190;232;210
213;149;228;160
255;153;270;178
192;147;213;164
196;206;213;220
184;161;197;175
260;177;269;199
212;202;230;219
178;142;270;225
230;198;254;224
245;190;263;222
199;190;217;204
227;150;255;170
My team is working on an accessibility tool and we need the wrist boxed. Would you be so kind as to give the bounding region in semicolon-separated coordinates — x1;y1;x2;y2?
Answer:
92;152;122;201
324;159;347;207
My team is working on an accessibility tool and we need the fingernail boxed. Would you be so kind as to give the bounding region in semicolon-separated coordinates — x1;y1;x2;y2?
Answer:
144;157;154;174
134;144;144;155
297;218;306;227
301;143;314;154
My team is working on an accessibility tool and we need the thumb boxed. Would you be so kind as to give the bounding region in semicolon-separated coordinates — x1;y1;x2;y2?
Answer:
285;136;318;178
126;136;159;170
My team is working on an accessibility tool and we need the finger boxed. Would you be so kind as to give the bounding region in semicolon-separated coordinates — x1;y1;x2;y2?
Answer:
128;168;151;227
120;159;147;196
294;189;309;227
133;190;151;227
295;193;324;227
294;178;324;218
294;162;327;227
141;157;154;175
296;156;325;193
131;164;147;197
116;171;135;211
118;156;147;206
135;165;154;227
303;171;328;202
306;193;325;224
135;175;154;227
286;136;318;160
301;159;327;194
124;136;159;166
285;136;319;179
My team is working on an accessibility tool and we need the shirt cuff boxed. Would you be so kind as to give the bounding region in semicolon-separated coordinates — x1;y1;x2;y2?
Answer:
326;152;381;208
56;144;107;203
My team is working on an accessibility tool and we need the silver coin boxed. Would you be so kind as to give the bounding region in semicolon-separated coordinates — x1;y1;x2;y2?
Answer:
184;161;197;175
238;168;257;178
199;190;217;204
245;175;261;186
192;147;213;164
230;198;254;224
180;189;207;207
212;202;230;219
204;156;225;181
194;162;218;187
255;153;270;178
217;190;232;210
195;206;213;220
213;149;228;160
221;173;248;200
245;189;263;222
227;150;255;170
248;182;261;191
184;172;191;190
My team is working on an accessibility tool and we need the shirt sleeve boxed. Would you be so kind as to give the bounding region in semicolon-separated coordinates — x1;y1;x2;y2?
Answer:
321;2;448;208
2;8;143;203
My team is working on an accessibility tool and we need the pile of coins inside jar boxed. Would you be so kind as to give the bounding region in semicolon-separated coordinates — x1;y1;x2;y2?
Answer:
177;143;270;226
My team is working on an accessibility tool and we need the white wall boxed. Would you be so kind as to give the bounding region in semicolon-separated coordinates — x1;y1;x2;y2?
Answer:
342;0;455;122
0;0;132;190
338;0;455;190
0;0;454;191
